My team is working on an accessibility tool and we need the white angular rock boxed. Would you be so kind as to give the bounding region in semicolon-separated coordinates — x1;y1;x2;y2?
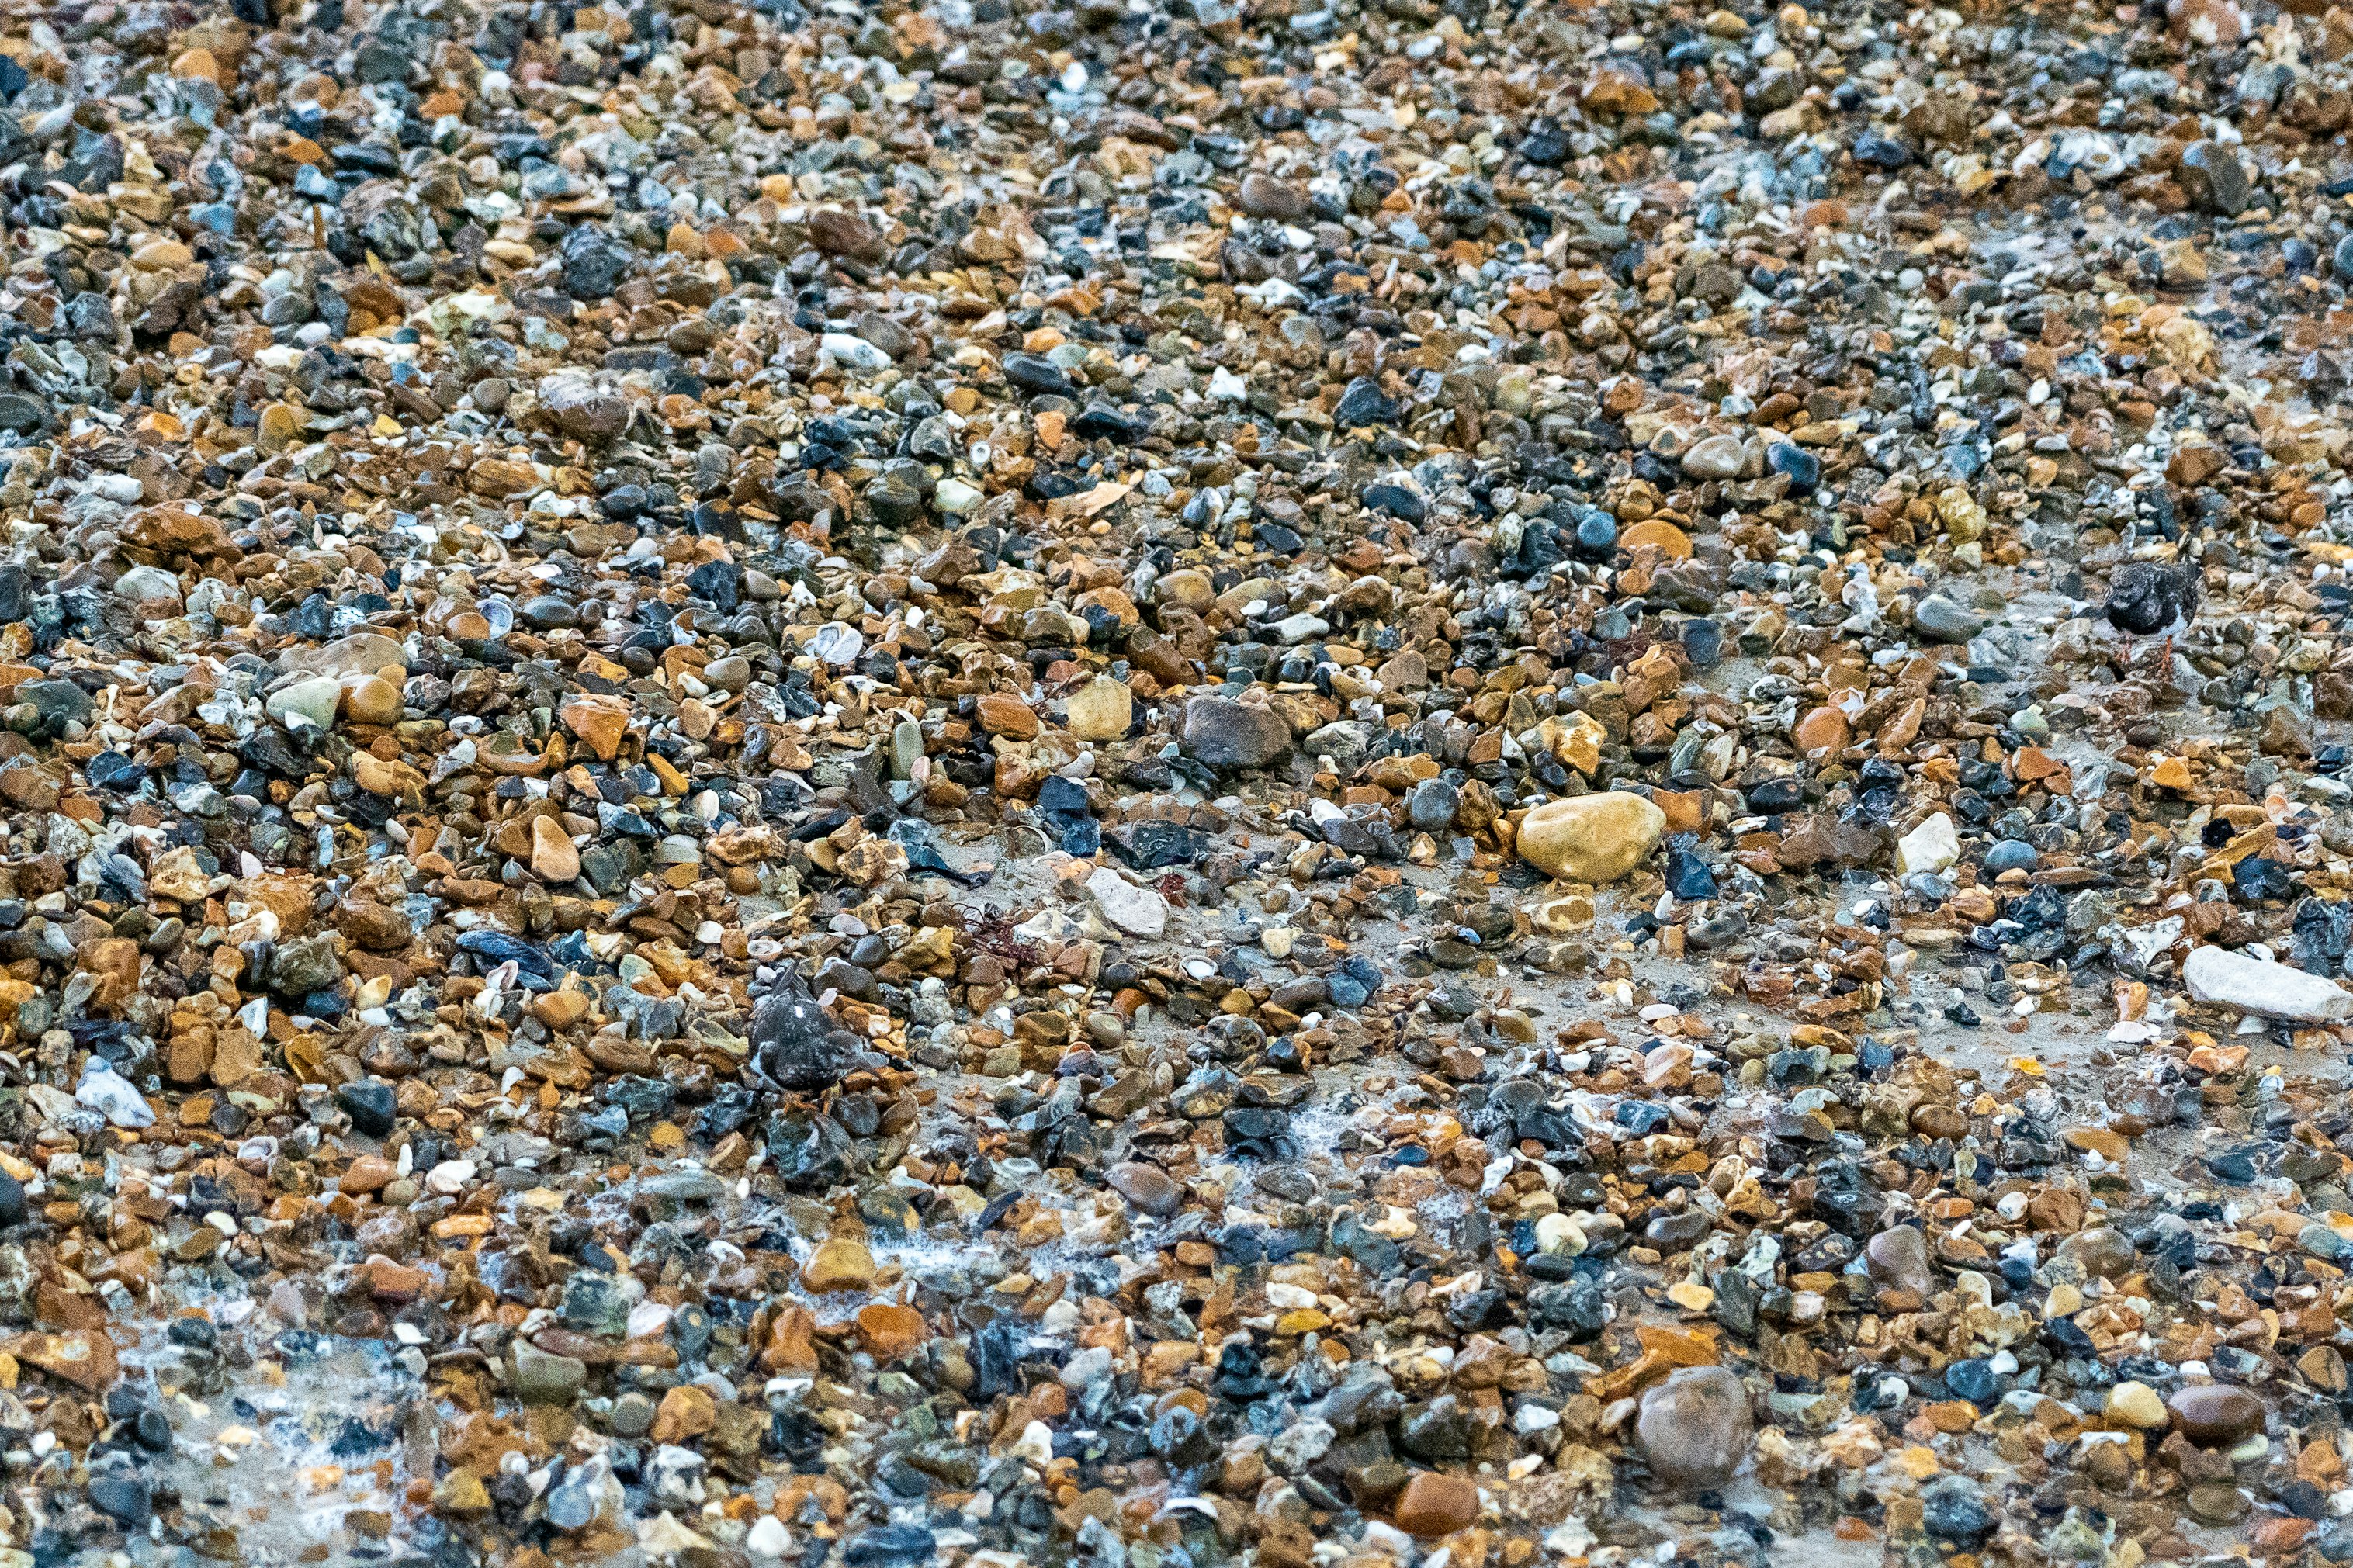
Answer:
746;1517;792;1560
2183;945;2353;1023
1533;1212;1585;1255
934;477;984;515
1087;865;1169;938
114;564;184;605
1897;812;1960;875
76;1064;154;1129
820;333;893;372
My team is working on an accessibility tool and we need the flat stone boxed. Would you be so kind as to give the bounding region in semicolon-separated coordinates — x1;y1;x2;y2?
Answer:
1864;1225;1936;1296
1087;866;1169;938
531;815;581;883
2183;946;2353;1023
1181;697;1291;771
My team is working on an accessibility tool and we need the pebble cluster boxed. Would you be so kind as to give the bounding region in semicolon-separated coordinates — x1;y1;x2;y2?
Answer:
4;0;2353;1562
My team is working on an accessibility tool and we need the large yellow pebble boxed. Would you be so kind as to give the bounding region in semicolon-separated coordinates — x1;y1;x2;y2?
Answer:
1515;792;1666;884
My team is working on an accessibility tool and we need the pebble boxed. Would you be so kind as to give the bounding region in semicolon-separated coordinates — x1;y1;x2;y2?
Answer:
1516;793;1665;883
2168;1383;2266;1445
2106;1380;2169;1429
1864;1225;1937;1296
1105;1161;1182;1217
1180;697;1292;773
1636;1367;1754;1490
1391;1472;1481;1536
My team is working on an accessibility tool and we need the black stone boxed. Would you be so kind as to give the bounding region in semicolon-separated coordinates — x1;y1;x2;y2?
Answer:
1362;481;1425;522
560;225;634;300
88;1473;151;1528
2105;560;2197;635
336;1078;397;1137
750;975;856;1092
1766;442;1819;493
1333;376;1397;427
1001;354;1073;396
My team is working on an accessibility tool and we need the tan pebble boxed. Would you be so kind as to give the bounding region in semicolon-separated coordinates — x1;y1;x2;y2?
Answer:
531;815;581;884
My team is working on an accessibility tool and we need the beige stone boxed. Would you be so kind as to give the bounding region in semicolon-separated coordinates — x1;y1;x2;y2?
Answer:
800;1237;875;1292
1516;792;1666;883
531;815;581;884
1065;676;1133;741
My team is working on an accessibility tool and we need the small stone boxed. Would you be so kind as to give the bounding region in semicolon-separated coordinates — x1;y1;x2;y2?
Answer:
1897;813;1961;875
976;692;1041;739
1106;1161;1181;1217
856;1303;928;1361
1237;172;1308;218
76;1065;154;1129
511;1341;587;1405
531;815;581;884
1065;677;1133;741
2178;139;2251;216
1406;777;1461;832
1087;866;1169;938
342;674;403;725
1983;839;2038;874
88;1473;152;1528
1181;697;1292;772
1864;1225;1936;1296
2106;1380;2168;1428
2106;560;2199;635
560;696;630;761
808;207;885;261
650;1384;717;1445
267;675;342;732
1680;434;1748;479
1793;704;1850;754
337;1078;397;1137
800;1237;875;1293
2183;946;2353;1023
1391;1471;1481;1536
2168;1383;2265;1445
1911;595;1984;643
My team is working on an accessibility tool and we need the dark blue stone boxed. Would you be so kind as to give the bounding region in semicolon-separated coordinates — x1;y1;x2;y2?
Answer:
1922;1478;1994;1546
335;1078;396;1137
1362;481;1425;523
1663;841;1717;901
1614;1100;1671;1135
1943;1357;2005;1405
1572;507;1619;559
1766;441;1820;493
1333;376;1397;427
1679;618;1723;666
1982;839;2038;875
